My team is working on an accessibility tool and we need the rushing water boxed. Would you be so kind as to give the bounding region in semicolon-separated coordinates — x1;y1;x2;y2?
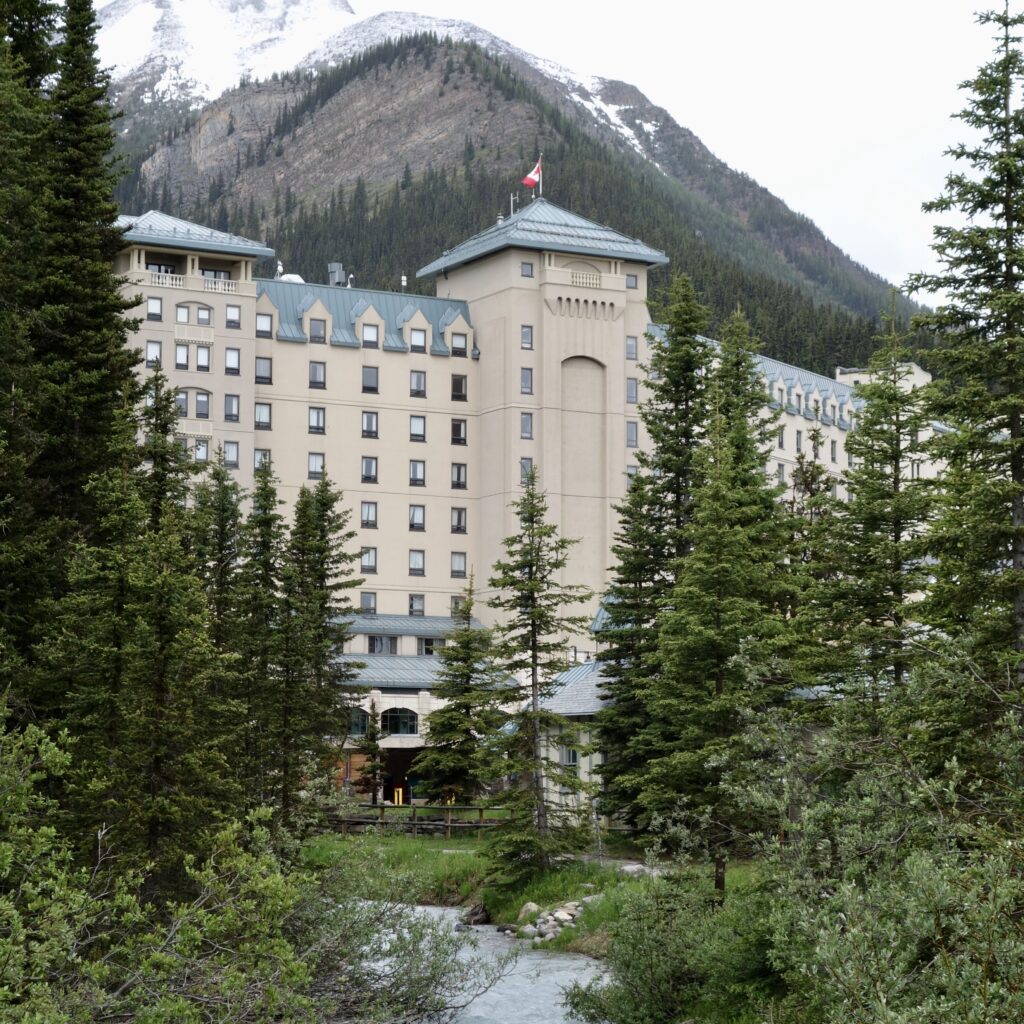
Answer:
423;908;604;1024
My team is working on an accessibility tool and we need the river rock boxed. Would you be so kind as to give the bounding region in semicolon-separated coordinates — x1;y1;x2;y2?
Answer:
617;862;648;877
581;894;603;905
462;903;491;925
519;924;538;938
553;910;573;923
517;901;541;922
496;923;516;934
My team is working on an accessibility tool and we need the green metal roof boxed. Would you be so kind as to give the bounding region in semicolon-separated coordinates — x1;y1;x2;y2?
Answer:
256;280;472;352
416;197;669;278
116;210;275;259
339;653;442;690
347;613;478;638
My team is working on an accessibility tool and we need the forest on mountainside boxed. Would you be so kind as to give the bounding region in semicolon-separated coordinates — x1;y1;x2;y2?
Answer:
114;34;914;375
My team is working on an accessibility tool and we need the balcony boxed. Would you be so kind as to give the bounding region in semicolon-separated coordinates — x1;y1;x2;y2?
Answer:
570;271;601;289
174;324;215;344
177;419;214;440
131;271;255;297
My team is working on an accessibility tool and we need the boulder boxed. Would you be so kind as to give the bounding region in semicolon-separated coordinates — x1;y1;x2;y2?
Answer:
518;924;538;939
462;903;491;926
496;923;517;934
553;910;573;924
517;901;541;922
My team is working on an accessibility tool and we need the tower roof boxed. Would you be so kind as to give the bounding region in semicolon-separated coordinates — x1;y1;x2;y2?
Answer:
116;210;275;259
416;197;669;278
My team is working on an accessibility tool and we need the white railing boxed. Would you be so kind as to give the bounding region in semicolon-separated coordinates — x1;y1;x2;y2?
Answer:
150;272;185;288
203;278;238;294
570;271;601;289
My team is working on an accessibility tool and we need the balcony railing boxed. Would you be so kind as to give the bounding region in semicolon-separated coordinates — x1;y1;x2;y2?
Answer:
174;325;215;344
570;271;601;289
132;272;254;296
203;278;238;294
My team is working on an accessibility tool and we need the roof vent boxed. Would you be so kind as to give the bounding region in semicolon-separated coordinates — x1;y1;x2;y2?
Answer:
497;212;504;224
327;261;344;286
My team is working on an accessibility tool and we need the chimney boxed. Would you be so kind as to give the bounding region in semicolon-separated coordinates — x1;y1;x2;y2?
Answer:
327;261;344;286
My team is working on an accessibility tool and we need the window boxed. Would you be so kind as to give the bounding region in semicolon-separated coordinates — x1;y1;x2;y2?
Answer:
256;312;273;338
409;459;426;486
409;504;425;531
309;318;326;344
146;340;161;367
795;394;803;414
196;346;210;372
176;305;189;324
627;464;638;481
254;402;271;430
308;406;325;434
451;551;467;578
175;343;189;370
382;708;418;735
520;367;533;395
368;635;398;654
361;456;378;484
409;550;425;576
451;418;467;445
147;297;162;321
349;709;369;737
410;327;427;353
521;412;533;439
451;463;467;489
451;507;467;534
626;378;638;404
360;592;377;614
410;415;426;442
361;501;378;529
308;453;325;480
911;460;922;480
362;411;378;438
195;392;210;419
520;457;534;484
626;420;639;448
795;430;803;454
625;273;638;289
776;462;785;484
225;348;240;375
831;403;837;421
194;439;209;462
417;637;446;656
197;306;211;327
226;304;241;329
777;427;785;449
146;261;175;274
559;746;579;773
360;547;377;574
174;390;188;416
362;366;378;393
521;325;534;349
451;374;467;401
224;394;240;423
201;268;229;280
410;370;426;398
361;323;378;348
626;335;638;360
409;593;425;616
223;441;239;468
521;261;534;278
309;361;326;389
255;356;272;384
451;332;467;357
254;448;270;469
830;439;837;462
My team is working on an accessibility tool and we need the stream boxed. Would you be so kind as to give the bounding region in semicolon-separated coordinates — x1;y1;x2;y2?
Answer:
425;907;604;1024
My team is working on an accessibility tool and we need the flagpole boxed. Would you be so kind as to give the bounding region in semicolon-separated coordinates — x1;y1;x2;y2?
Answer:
539;151;543;197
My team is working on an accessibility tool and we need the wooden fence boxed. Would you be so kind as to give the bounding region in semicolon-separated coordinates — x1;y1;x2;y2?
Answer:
326;803;503;839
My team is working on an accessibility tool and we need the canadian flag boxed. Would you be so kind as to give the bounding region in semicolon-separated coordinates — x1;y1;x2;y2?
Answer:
522;157;542;189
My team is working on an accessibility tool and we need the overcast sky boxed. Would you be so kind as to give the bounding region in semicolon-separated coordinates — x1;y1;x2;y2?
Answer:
355;1;995;297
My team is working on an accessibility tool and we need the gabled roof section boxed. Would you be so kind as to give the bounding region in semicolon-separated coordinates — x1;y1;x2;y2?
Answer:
116;210;275;259
540;660;609;717
256;281;472;350
417;198;669;279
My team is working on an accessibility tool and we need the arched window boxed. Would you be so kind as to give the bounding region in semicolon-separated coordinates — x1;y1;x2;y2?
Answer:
381;707;418;735
349;709;369;737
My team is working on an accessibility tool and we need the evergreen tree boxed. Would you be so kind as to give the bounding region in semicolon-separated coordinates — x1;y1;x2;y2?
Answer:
0;0;59;88
273;474;361;830
634;312;793;888
354;699;385;806
487;468;593;881
909;4;1024;680
411;581;506;804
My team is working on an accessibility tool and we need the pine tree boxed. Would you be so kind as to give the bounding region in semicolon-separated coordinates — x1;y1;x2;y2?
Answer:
354;699;386;806
410;582;506;804
909;4;1024;680
487;468;593;880
634;312;793;889
273;474;361;830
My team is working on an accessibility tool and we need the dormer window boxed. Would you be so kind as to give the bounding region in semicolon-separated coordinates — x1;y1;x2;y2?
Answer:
410;328;427;353
256;313;273;338
309;318;326;344
451;332;467;357
362;324;379;349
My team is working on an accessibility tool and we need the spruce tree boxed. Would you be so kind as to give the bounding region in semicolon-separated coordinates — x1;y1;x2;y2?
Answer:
410;582;506;804
634;312;793;889
354;699;385;806
909;4;1024;680
487;468;593;880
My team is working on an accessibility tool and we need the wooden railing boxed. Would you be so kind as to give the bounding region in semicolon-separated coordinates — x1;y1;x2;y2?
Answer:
326;803;502;839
